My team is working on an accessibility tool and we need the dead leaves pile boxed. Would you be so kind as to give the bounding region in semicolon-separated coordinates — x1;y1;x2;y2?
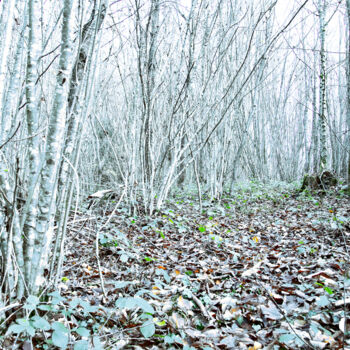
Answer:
60;190;350;349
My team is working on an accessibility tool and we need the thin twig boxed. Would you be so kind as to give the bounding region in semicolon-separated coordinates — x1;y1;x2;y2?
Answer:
255;278;316;349
0;122;21;150
95;188;127;299
192;294;213;321
0;302;20;314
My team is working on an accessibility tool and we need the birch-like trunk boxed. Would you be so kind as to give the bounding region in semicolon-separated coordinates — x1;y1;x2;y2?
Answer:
135;0;160;212
29;0;74;293
346;0;350;184
23;0;42;292
52;0;109;282
0;0;15;120
0;1;26;299
318;0;328;171
311;65;319;174
0;17;26;146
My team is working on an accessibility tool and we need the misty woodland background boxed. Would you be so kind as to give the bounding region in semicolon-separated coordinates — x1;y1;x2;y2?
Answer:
0;0;349;349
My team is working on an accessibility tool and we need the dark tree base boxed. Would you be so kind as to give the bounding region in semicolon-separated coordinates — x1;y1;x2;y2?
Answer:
300;170;337;192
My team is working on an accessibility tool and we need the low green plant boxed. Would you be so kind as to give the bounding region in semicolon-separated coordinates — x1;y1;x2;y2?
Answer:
115;296;161;338
5;292;104;349
99;232;119;247
314;282;334;295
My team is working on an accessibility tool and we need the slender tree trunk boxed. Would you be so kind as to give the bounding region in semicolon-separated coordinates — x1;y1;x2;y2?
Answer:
0;18;26;146
51;0;109;282
135;0;160;213
346;0;350;184
23;0;42;294
0;0;15;120
318;0;328;171
30;0;74;294
312;60;319;174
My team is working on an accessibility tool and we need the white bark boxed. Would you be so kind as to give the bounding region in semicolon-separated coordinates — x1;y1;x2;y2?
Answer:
49;0;109;285
1;11;27;145
0;0;15;122
30;0;74;293
23;0;42;290
318;0;328;171
346;0;350;184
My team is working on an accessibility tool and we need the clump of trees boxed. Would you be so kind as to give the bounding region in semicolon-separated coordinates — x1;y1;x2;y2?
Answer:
0;0;349;307
0;0;108;301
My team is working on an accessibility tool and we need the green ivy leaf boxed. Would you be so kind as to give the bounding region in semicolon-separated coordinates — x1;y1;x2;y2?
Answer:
155;319;166;326
140;321;155;338
48;291;65;305
24;295;39;310
198;226;206;232
74;340;89;350
31;316;51;331
7;323;26;335
69;297;81;309
324;286;334;295
93;336;104;350
52;330;68;348
184;346;196;350
115;297;154;314
164;334;175;344
37;304;53;311
8;319;35;336
80;300;97;313
52;322;69;334
279;333;296;343
144;256;156;262
76;327;90;337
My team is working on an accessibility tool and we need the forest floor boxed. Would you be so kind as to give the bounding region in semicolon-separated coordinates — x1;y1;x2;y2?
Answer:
17;183;350;349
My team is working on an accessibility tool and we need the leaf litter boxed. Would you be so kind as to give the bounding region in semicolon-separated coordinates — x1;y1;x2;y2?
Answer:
56;187;350;349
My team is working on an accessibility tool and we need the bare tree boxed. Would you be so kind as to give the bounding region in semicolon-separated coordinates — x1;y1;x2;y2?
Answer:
318;0;328;171
346;0;350;184
0;0;109;301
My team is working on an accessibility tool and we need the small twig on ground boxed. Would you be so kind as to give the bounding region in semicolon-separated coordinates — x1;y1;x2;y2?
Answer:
192;294;213;321
255;278;316;349
54;215;98;229
95;188;127;299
